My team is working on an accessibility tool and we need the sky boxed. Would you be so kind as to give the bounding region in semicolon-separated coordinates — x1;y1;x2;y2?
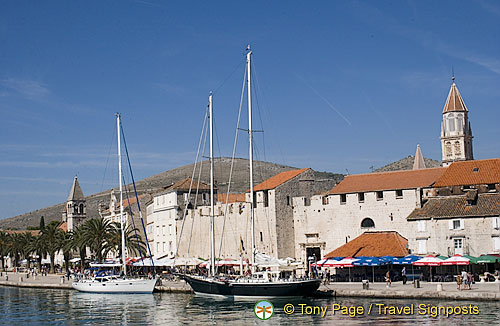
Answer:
1;1;499;220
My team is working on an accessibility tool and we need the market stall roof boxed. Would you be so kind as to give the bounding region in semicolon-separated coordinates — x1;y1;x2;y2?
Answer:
324;231;409;258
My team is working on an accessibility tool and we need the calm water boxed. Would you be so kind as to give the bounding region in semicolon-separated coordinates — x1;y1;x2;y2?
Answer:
0;286;499;325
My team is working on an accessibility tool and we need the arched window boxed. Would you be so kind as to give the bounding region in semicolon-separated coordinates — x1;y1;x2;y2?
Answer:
445;142;452;157
448;113;455;132
454;141;461;155
361;218;375;228
457;114;464;133
79;203;84;214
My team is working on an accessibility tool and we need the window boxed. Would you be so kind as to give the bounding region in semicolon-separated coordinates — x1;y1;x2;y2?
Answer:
487;184;496;191
79;203;84;214
260;232;263;242
162;225;166;236
449;219;464;230
417;220;426;232
417;239;427;254
358;193;364;203
184;193;189;202
445;142;452;157
361;218;375;228
263;191;269;207
457;114;464;133
286;196;290;206
492;217;500;230
156;226;160;236
376;191;383;200
163;242;166;252
494;237;500;251
169;241;172;252
454;141;461;155
156;242;160;252
448;114;455;132
396;190;403;198
322;196;329;205
340;194;346;204
169;224;173;235
454;238;463;255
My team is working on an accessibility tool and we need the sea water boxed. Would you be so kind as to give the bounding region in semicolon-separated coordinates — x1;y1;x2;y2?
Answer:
0;286;499;325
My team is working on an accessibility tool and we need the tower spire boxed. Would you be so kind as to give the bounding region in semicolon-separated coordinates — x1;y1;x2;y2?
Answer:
413;144;426;170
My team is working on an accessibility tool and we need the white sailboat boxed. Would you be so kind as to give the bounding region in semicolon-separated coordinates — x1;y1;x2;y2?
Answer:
72;114;157;293
183;47;321;298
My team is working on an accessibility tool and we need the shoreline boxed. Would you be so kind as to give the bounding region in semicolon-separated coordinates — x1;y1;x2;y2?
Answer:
1;274;500;301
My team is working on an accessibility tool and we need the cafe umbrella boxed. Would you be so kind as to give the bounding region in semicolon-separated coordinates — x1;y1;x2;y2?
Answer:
412;255;443;282
353;256;389;282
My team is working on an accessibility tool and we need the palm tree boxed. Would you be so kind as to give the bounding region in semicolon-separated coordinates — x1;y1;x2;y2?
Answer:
6;233;24;269
0;231;9;271
29;234;48;271
20;232;35;269
42;221;64;273
72;225;87;269
81;217;115;263
106;222;146;262
59;231;74;273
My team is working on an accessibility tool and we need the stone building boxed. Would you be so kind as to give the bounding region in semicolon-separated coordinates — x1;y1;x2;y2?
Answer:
174;168;335;261
145;178;212;258
62;176;86;231
293;166;445;264
407;158;500;256
440;79;474;166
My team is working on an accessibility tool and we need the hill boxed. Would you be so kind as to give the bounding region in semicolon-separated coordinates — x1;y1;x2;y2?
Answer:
0;158;343;230
374;156;441;172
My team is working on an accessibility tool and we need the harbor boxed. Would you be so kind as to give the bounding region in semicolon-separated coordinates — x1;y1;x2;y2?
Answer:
2;273;500;301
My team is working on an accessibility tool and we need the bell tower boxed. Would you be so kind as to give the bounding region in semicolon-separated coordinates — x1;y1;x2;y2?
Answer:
440;78;473;167
63;176;86;231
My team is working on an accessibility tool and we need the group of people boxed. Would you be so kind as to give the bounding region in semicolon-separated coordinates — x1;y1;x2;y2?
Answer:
456;270;474;290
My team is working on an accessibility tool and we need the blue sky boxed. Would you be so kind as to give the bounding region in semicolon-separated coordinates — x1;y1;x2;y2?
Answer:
1;1;499;220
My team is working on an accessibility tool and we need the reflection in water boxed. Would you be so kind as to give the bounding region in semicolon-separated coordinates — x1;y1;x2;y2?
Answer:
0;286;499;325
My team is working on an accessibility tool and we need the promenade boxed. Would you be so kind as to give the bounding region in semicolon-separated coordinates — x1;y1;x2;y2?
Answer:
1;272;500;301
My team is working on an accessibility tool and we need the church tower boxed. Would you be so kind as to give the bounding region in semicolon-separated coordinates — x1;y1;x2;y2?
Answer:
62;176;86;231
440;78;473;167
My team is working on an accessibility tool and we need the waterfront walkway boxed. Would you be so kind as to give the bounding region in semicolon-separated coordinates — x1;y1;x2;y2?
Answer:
1;272;500;301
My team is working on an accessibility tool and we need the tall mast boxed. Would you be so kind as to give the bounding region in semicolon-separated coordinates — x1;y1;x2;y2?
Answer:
209;92;216;277
116;113;127;276
246;47;255;273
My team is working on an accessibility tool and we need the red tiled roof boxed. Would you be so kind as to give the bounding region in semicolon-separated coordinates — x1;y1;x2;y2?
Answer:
58;222;68;232
217;193;246;203
252;168;310;192
407;193;500;220
324;231;409;258
328;167;446;195
434;159;500;187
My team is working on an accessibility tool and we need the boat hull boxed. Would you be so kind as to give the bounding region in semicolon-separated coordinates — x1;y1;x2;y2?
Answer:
72;278;157;294
183;275;321;298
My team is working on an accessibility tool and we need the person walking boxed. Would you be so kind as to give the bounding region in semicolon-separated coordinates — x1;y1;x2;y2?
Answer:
385;270;391;287
402;267;407;285
461;270;468;290
456;273;462;291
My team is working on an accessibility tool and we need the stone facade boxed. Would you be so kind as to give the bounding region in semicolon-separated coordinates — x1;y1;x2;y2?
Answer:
62;176;86;231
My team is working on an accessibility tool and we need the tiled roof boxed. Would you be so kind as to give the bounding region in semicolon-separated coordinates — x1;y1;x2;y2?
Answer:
407;193;500;220
252;168;310;192
217;193;246;203
443;82;468;113
433;159;500;187
67;176;85;201
104;194;150;213
324;231;409;258
328;167;446;195
167;177;212;192
58;221;68;232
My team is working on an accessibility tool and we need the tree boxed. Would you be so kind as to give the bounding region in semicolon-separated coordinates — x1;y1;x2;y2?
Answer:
20;232;35;269
39;216;45;231
72;225;87;269
58;231;74;273
6;233;23;269
29;233;48;271
106;222;146;263
81;218;114;263
41;221;64;273
0;231;9;271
